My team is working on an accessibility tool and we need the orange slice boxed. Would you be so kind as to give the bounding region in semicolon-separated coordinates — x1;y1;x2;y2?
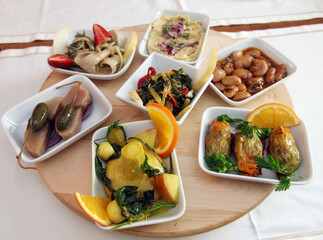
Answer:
146;102;178;158
74;192;112;226
246;103;301;129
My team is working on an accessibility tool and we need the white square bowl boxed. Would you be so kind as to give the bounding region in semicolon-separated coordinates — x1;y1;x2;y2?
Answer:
209;37;298;106
48;28;136;80
92;120;186;230
1;75;113;164
138;9;210;65
198;107;313;185
115;52;213;125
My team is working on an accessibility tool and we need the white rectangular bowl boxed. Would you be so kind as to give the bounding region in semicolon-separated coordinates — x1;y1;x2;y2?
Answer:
198;107;313;185
209;37;298;106
1;75;113;164
48;28;136;80
138;9;210;65
115;52;213;125
92;120;186;230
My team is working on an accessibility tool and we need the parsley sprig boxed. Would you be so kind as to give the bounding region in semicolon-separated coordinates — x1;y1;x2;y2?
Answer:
255;155;302;191
217;114;272;140
204;153;239;173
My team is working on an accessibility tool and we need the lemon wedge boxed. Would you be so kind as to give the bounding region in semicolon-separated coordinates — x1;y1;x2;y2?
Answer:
52;26;70;55
129;90;143;105
193;48;218;91
123;31;138;61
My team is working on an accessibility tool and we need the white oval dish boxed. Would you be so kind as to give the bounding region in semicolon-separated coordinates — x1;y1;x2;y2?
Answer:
210;37;298;106
48;28;136;80
92;120;186;230
198;107;313;185
1;75;113;164
138;9;210;65
115;52;214;125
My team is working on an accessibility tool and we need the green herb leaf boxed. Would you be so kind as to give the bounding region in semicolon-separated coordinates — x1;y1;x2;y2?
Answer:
255;155;302;191
275;175;291;191
141;156;160;178
181;33;189;39
129;137;168;173
111;186;175;231
204;153;238;173
217;114;272;140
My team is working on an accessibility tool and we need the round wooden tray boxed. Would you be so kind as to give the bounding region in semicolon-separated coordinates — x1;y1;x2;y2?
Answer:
36;25;293;238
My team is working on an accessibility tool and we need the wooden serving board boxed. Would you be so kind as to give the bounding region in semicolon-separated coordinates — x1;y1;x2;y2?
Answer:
36;25;293;238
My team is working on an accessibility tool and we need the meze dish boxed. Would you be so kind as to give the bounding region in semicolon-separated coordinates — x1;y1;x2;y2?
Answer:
147;14;205;62
48;24;137;80
1;75;113;166
209;38;297;106
16;81;92;169
198;105;313;191
116;49;217;125
75;104;185;230
139;9;210;64
129;67;195;120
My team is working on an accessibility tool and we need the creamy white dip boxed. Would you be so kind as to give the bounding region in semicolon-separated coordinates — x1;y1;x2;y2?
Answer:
147;14;205;62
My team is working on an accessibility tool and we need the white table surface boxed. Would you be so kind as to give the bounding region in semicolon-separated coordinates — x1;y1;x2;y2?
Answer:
1;1;323;239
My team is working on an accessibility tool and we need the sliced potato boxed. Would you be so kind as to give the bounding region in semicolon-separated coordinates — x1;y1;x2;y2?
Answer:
106;200;126;224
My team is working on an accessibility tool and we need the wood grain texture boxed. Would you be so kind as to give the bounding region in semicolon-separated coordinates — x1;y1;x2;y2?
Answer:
35;26;294;238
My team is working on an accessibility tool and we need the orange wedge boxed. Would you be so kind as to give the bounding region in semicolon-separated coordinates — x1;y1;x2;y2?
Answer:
247;103;301;129
74;192;112;226
146;102;178;158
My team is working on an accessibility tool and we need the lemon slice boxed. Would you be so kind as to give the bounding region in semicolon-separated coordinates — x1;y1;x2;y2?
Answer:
193;48;218;91
123;31;137;61
52;26;70;55
129;90;143;105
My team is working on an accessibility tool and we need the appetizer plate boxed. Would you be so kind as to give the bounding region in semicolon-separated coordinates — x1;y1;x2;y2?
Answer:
48;29;136;80
198;107;313;185
138;9;210;65
115;52;214;125
210;37;298;106
1;75;113;164
92;120;186;230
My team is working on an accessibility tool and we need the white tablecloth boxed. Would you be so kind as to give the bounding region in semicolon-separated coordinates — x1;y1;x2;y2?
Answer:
1;0;323;43
1;1;323;239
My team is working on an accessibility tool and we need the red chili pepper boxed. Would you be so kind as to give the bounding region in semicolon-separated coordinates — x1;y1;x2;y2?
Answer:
137;67;157;89
182;88;189;94
148;67;156;75
167;93;180;108
137;75;148;89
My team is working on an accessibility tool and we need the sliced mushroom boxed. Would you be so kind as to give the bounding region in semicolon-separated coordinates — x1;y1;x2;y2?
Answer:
100;54;121;74
109;29;127;48
74;49;112;73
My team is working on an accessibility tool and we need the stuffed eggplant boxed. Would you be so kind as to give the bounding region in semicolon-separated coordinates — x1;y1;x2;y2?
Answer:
269;126;301;171
233;130;263;176
205;120;232;157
